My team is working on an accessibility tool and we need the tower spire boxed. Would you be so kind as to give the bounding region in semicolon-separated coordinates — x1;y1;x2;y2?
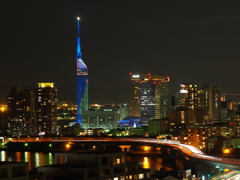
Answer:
77;17;80;36
76;17;81;59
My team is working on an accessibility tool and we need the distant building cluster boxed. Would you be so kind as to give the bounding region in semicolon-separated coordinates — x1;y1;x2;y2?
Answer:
1;18;240;156
1;72;240;154
2;83;58;136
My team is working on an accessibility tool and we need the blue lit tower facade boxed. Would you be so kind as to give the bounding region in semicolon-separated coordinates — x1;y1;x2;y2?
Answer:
76;17;88;124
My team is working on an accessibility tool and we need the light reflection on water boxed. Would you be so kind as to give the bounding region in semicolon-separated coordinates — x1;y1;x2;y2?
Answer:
143;157;150;169
126;154;174;174
0;151;176;173
0;151;55;171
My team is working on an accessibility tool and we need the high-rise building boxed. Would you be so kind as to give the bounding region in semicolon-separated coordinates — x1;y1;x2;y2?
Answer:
140;80;161;119
129;73;170;119
35;83;58;135
201;85;222;123
118;103;129;120
176;83;198;109
7;87;35;136
76;17;88;125
175;83;204;124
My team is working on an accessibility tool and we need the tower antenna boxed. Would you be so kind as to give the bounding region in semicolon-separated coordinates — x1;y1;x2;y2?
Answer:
77;17;80;36
76;17;81;59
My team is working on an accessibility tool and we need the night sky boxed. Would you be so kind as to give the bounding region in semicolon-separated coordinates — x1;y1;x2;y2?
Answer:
1;1;240;104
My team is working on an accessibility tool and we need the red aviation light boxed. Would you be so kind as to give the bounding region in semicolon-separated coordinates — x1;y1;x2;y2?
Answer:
166;76;170;79
148;73;151;75
129;72;132;75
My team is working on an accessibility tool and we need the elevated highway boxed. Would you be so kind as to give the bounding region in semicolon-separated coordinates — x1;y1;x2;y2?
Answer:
5;137;240;170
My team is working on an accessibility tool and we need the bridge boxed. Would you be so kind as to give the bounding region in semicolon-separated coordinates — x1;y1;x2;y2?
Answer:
4;137;240;177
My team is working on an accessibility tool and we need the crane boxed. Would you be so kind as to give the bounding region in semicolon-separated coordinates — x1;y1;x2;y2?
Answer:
222;93;240;101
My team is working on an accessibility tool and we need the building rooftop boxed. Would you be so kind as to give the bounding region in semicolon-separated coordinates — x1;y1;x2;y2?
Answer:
0;161;26;165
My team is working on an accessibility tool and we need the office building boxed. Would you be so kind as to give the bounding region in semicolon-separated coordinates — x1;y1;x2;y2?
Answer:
208;123;235;137
175;83;204;124
223;138;240;148
129;73;170;119
148;119;169;136
82;107;120;129
176;83;198;109
76;17;88;124
233;111;240;137
167;109;195;132
35;82;58;135
118;103;129;120
7;87;35;136
201;85;222;123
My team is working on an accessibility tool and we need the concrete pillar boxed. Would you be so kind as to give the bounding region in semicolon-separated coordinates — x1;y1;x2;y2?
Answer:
160;148;177;160
119;145;131;152
7;166;12;179
102;145;107;150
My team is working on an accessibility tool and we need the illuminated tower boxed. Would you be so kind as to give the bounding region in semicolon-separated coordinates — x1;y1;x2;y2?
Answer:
76;17;88;124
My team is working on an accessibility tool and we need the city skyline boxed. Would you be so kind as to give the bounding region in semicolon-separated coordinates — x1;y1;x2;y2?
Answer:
1;1;240;104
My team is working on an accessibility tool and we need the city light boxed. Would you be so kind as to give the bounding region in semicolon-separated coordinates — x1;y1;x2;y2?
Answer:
66;143;71;149
143;146;151;152
223;148;230;154
143;157;150;169
0;105;7;112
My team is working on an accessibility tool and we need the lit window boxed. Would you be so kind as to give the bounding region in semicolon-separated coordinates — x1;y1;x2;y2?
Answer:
116;158;120;164
139;173;144;179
